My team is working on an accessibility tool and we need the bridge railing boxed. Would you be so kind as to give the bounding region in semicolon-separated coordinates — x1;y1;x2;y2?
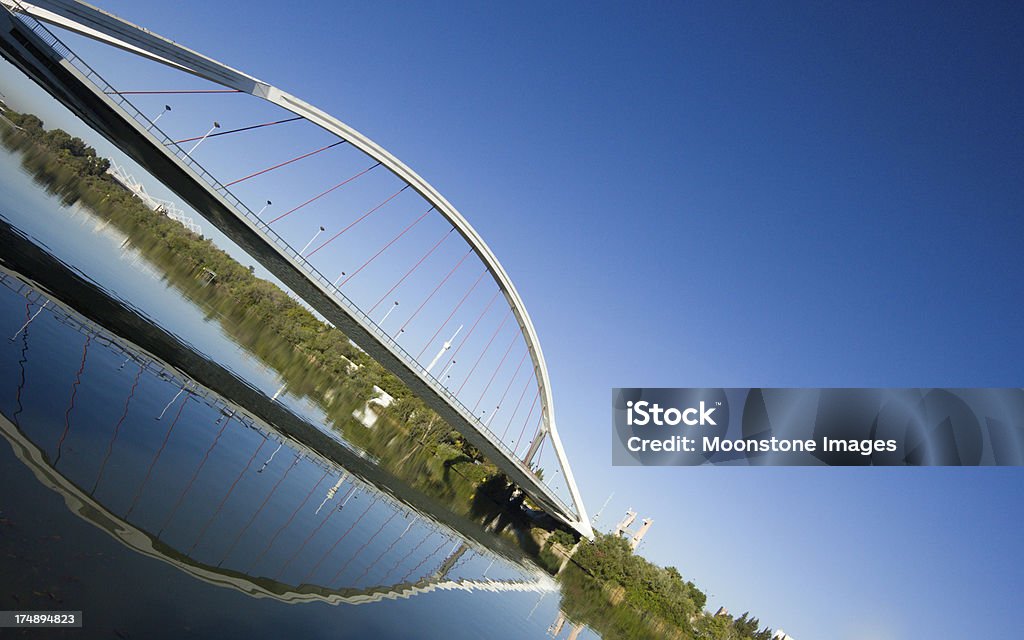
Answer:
6;3;576;520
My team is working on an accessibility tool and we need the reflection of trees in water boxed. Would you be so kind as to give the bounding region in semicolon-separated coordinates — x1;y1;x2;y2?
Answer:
557;565;677;640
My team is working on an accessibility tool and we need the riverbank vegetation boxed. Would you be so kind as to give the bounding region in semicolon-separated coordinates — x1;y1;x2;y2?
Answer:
0;107;538;540
561;532;773;639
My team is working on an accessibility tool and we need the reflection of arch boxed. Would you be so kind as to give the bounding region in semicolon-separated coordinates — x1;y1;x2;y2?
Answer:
0;263;547;573
0;0;591;537
0;412;556;606
0;274;555;600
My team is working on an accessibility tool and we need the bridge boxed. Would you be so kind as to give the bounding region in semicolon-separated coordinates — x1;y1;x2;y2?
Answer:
0;0;592;537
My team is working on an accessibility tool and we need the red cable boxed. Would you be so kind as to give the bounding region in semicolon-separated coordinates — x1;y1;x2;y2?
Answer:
416;269;487;361
397;248;473;335
514;392;541;452
92;364;144;495
250;468;331;570
126;395;190;518
368;228;453;315
456;309;512;396
473;332;519;413
274;480;352;580
54;335;90;466
330;510;401;585
401;537;450;583
220;452;301;566
306;184;411;257
487;350;530;429
529;428;546;465
380;527;432;584
227;141;346;189
266;160;380;220
190;436;267;554
304;496;379;583
158;414;234;536
340;206;434;287
501;381;536;440
439;289;501;378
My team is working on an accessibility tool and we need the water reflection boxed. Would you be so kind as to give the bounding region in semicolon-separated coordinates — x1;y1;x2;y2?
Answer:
0;270;554;608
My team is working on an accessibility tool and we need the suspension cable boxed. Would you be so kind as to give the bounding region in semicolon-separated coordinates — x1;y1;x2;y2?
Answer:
306;184;410;257
457;309;512;396
473;332;519;413
514;392;541;451
270;160;382;223
340;206;434;287
438;289;501;377
397;248;473;335
416;269;487;361
486;349;530;423
368;228;454;315
501;380;535;441
229;141;347;189
173;116;303;144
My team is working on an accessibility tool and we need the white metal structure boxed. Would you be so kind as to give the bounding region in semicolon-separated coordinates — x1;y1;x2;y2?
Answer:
106;159;202;234
1;0;592;537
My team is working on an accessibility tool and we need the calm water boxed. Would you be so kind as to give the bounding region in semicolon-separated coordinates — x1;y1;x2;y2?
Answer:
0;142;593;638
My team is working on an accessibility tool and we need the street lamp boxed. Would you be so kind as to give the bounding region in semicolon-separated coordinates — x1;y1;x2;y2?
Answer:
256;200;272;217
380;300;399;326
299;225;326;255
187;121;220;154
151;104;171;125
332;271;347;286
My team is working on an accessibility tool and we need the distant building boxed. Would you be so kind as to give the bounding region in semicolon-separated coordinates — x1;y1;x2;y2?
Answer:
106;160;203;235
614;509;653;551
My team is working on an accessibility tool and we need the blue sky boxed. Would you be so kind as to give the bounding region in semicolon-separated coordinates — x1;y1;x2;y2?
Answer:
8;1;1023;637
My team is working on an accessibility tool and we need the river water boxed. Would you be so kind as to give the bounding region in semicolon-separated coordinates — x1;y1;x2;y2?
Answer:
0;136;592;638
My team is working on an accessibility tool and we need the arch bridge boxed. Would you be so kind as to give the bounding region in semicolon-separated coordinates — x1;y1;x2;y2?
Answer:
0;0;592;537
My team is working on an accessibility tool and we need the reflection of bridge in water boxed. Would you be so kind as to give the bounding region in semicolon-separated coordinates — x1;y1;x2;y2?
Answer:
0;0;592;537
0;270;554;604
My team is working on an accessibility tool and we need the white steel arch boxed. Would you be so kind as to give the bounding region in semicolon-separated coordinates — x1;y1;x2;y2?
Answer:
5;0;591;536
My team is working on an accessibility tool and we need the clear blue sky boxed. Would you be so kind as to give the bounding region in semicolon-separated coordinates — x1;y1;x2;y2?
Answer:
20;1;1024;637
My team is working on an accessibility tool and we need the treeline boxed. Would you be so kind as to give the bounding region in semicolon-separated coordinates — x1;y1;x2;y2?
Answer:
0;106;504;489
569;533;774;640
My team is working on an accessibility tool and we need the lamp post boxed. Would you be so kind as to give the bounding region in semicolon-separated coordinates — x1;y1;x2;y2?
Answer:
187;121;220;154
256;200;272;217
380;300;399;326
332;271;347;286
151;104;171;125
300;225;326;255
